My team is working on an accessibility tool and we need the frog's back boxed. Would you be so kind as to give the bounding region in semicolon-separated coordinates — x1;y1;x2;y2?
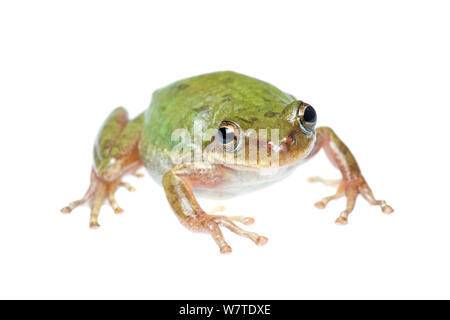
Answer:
139;71;293;179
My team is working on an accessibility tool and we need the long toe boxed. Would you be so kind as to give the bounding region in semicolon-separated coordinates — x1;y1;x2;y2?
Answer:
335;216;348;225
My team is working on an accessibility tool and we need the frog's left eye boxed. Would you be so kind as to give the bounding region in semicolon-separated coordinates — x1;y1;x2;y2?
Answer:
298;104;317;135
215;120;242;152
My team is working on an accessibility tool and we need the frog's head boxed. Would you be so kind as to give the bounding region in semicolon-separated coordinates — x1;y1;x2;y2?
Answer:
205;100;317;169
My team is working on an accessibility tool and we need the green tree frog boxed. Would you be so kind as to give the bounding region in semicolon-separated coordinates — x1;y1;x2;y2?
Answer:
62;71;393;254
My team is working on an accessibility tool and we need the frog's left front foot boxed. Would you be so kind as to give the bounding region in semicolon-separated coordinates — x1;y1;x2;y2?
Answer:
309;175;394;225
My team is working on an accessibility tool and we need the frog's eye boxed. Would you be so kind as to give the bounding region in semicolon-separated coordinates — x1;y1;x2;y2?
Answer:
216;127;235;144
215;120;241;152
298;104;317;135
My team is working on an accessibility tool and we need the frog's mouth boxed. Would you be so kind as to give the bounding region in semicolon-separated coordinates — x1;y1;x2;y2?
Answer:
213;134;311;171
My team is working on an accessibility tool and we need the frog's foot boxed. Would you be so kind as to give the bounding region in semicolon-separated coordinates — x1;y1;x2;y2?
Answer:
132;169;145;178
108;180;136;214
207;206;255;225
310;176;394;225
308;177;344;209
185;212;267;254
61;169;136;228
308;176;346;210
307;176;341;187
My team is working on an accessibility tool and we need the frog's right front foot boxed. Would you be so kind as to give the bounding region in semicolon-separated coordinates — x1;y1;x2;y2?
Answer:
162;165;268;254
61;169;136;228
192;210;268;254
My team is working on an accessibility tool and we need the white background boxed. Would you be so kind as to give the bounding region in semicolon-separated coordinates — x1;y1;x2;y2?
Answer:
1;0;449;299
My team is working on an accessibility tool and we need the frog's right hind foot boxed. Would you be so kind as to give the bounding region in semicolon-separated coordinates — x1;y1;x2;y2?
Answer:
61;107;144;228
60;169;97;215
61;169;137;228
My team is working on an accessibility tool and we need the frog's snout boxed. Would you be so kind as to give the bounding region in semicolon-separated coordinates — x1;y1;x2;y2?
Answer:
268;135;294;155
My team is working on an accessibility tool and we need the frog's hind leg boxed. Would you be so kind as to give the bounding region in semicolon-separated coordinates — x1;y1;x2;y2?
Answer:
61;169;98;214
61;107;144;228
359;181;394;214
306;127;394;225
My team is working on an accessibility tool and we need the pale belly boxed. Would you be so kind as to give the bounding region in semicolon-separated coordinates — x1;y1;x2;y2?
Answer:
194;164;298;199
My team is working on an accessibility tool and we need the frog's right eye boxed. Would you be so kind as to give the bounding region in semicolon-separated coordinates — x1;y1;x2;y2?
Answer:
216;127;235;144
215;121;241;152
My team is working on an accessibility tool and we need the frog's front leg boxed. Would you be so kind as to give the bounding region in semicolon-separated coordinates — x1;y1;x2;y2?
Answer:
307;127;393;225
61;108;144;228
162;164;268;254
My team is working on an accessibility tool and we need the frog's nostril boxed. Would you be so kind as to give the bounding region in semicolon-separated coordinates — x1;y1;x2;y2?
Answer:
285;136;294;146
273;136;294;154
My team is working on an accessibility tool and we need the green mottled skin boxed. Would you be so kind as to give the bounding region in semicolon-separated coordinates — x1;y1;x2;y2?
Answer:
94;107;128;170
139;71;297;178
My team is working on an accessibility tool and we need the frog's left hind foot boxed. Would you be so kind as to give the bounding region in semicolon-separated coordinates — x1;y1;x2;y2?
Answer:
61;107;144;228
306;127;394;225
308;177;345;209
308;175;394;225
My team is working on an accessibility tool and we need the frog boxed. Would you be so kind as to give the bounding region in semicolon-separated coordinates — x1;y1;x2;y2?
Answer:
61;71;393;254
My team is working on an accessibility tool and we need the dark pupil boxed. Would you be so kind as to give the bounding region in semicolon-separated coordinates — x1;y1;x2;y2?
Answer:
303;106;317;123
217;127;235;144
